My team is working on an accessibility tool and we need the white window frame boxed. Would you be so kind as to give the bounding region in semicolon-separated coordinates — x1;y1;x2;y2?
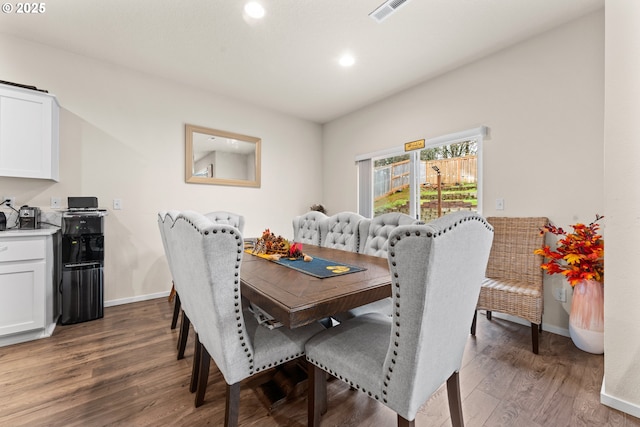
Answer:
355;126;488;219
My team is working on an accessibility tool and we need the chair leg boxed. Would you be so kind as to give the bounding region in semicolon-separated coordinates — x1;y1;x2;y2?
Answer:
171;292;181;330
168;282;176;302
190;334;201;393
308;364;326;427
321;372;328;415
397;415;415;427
531;323;540;354
225;382;241;427
470;310;477;336
486;310;492;320
446;371;464;427
194;344;211;408
177;311;190;358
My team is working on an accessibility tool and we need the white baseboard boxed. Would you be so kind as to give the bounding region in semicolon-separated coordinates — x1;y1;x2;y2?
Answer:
601;377;640;418
0;329;49;347
104;290;171;307
486;311;570;337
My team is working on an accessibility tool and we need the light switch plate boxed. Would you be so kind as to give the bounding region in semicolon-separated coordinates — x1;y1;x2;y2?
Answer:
495;198;504;210
113;198;122;210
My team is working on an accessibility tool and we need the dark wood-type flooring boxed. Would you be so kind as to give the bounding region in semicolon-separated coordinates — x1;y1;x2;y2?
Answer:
1;298;638;426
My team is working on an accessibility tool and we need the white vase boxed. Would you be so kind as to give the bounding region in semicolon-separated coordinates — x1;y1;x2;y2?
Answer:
569;280;604;354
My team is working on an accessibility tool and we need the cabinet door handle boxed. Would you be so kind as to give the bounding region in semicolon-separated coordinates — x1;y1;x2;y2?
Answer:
64;262;101;268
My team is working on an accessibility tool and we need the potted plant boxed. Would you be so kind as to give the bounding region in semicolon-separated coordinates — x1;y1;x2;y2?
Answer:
534;214;604;354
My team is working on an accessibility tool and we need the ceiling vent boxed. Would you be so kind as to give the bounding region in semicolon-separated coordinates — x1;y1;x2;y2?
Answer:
369;0;411;23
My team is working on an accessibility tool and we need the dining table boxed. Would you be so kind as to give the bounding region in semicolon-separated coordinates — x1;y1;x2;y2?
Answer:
240;244;392;329
240;243;392;411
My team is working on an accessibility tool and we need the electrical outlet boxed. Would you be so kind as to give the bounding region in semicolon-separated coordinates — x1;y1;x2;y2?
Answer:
51;197;62;209
113;198;122;210
495;198;504;210
3;196;15;208
553;287;567;303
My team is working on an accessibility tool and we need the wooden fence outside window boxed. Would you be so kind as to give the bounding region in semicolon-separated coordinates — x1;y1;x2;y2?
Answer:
374;155;477;200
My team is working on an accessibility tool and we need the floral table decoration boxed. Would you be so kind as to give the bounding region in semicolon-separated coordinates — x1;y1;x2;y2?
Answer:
534;214;604;354
252;229;312;261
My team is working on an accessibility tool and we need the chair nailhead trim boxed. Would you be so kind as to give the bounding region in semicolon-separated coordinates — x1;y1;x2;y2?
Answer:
234;238;255;371
254;353;304;374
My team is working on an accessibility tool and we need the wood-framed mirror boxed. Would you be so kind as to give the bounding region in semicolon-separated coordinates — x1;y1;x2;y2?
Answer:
185;124;261;187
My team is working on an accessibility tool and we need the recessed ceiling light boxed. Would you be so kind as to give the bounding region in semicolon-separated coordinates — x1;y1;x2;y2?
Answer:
339;54;355;67
244;2;265;19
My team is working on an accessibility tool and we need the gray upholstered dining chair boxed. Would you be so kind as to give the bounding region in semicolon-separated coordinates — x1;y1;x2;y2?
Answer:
292;210;328;245
204;210;246;233
167;211;324;425
336;212;421;319
319;211;365;252
305;211;494;427
159;210;201;360
359;212;420;257
158;210;183;330
162;210;246;359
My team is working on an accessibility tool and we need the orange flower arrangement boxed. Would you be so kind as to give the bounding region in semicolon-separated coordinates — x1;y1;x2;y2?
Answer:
534;215;604;286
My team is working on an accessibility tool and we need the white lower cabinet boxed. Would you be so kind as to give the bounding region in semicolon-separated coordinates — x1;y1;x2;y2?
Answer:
0;229;59;347
0;261;45;335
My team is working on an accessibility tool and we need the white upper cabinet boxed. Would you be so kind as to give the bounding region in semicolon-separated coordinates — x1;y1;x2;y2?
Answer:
0;83;59;181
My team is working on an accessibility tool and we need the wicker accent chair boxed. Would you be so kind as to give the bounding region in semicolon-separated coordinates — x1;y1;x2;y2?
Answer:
471;216;548;354
306;212;494;427
292;210;328;245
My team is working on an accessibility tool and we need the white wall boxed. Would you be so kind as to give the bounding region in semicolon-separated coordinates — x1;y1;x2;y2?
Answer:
0;34;323;303
323;11;605;334
602;0;640;418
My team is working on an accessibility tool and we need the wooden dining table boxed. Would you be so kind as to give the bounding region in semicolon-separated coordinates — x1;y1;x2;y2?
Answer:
240;244;392;329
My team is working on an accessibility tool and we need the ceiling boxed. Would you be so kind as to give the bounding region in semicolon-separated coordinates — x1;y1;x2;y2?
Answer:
0;0;603;124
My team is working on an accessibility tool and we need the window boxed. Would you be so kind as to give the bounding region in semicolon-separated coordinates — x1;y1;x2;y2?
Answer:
356;127;487;220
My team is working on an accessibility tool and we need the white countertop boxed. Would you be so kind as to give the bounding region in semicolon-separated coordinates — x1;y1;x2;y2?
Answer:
0;226;60;237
